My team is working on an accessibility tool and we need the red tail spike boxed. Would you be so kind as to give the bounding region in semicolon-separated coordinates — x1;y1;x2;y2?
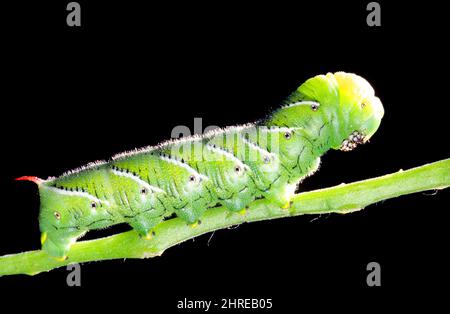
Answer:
15;176;44;184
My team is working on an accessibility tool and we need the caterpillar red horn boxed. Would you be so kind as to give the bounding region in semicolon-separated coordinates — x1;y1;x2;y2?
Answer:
15;176;44;184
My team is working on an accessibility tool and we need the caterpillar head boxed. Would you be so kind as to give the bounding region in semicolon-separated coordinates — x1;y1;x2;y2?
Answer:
273;72;384;153
297;72;384;151
332;72;384;150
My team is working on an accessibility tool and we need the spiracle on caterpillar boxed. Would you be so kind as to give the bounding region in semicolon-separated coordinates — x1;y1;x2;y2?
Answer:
16;72;384;260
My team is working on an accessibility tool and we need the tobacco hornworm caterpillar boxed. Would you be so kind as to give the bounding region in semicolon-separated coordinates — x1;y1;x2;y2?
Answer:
17;72;384;259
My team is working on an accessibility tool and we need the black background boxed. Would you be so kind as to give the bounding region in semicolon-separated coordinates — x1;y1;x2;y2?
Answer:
0;0;448;311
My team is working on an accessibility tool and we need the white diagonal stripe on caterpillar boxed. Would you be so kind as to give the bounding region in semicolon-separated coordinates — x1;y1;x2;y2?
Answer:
204;143;251;171
158;154;209;182
110;168;166;194
47;186;109;206
282;100;320;109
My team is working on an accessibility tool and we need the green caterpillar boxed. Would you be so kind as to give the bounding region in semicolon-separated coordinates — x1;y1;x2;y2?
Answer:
17;72;384;260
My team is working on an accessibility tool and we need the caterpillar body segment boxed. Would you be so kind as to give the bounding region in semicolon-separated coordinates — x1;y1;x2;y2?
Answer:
165;138;255;212
19;72;384;258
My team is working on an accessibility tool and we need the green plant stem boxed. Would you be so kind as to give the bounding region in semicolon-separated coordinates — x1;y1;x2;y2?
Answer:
1;159;449;276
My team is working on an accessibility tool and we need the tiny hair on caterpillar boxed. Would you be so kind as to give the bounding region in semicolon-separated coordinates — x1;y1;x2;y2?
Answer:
16;72;384;260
